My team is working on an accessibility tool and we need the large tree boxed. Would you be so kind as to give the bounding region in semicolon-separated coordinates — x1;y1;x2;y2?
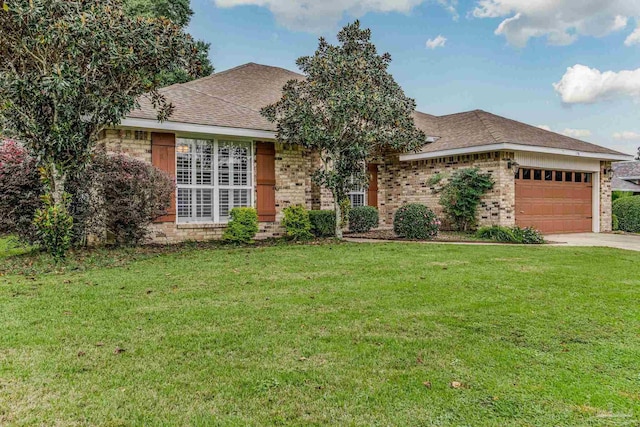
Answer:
123;0;214;86
0;0;206;253
262;21;426;238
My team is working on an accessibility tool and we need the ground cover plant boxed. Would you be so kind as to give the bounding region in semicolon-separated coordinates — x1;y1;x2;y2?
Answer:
1;242;639;425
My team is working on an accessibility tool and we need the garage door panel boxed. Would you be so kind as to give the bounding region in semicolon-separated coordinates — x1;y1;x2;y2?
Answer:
516;169;592;234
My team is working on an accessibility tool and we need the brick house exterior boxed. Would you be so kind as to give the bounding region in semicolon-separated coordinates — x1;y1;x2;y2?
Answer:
102;63;631;243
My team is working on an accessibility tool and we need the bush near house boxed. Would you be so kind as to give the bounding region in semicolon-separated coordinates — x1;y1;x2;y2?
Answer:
0;140;43;244
613;196;640;233
309;210;336;238
476;225;545;244
439;168;494;231
349;206;379;233
613;214;620;231
282;205;313;241
223;208;259;244
394;204;440;240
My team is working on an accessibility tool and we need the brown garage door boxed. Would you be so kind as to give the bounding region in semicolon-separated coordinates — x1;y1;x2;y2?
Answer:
515;168;593;234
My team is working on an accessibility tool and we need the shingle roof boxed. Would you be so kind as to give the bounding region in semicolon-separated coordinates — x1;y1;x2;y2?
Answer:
128;63;625;157
128;63;303;131
612;161;640;192
416;110;625;156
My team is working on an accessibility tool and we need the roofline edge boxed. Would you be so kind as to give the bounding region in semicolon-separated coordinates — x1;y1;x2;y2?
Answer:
119;118;277;140
399;143;634;162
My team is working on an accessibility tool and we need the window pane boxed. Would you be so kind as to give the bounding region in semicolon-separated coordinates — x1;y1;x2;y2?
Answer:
545;170;553;181
555;171;563;182
350;193;365;208
177;142;192;185
219;189;230;221
523;169;531;180
195;142;213;186
534;170;542;181
233;189;251;208
565;172;573;182
196;189;213;220
177;188;192;219
231;144;251;186
218;144;230;186
585;173;592;183
575;172;582;183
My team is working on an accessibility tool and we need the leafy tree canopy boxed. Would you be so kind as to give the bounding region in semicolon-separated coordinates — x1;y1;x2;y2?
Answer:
262;21;426;238
123;0;214;86
0;0;206;193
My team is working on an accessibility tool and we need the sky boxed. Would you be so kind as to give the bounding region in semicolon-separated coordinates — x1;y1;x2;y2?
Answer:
187;0;640;156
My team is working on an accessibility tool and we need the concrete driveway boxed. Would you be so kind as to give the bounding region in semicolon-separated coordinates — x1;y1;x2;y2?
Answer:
546;233;640;252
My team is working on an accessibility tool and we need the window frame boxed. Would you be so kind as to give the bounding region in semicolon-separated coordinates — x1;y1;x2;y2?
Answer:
175;137;255;224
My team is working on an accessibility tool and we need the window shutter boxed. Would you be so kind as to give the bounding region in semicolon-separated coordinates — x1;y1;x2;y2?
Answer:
367;163;378;208
151;132;176;223
256;142;276;222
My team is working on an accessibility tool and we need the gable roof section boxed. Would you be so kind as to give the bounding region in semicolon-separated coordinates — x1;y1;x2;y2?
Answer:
612;161;640;192
127;63;303;132
414;110;626;157
125;62;629;159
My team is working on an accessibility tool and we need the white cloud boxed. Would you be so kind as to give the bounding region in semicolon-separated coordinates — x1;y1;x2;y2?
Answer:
613;131;640;140
213;0;458;32
426;35;447;49
561;128;592;138
625;26;640;45
553;64;640;104
472;0;640;47
538;125;592;139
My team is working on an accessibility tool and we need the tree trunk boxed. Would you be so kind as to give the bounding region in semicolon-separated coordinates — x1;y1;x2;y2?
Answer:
334;196;343;240
50;165;68;206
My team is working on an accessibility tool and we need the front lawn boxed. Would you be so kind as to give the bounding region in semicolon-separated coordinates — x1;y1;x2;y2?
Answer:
1;242;639;425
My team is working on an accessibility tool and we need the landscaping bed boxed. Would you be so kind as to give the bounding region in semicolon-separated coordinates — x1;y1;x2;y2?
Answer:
347;228;501;242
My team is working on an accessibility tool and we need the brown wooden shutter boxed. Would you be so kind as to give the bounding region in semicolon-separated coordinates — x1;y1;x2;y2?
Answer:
367;163;378;208
151;132;176;223
256;141;276;222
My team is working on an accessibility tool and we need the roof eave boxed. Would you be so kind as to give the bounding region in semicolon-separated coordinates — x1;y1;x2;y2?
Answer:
399;142;634;162
119;117;277;140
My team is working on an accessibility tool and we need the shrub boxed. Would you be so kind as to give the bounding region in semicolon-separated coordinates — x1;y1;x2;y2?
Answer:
613;191;634;203
439;168;494;231
476;225;518;243
393;204;440;240
0;140;44;244
92;153;175;245
33;193;74;260
223;207;259;243
282;205;313;241
476;225;545;244
613;214;620;231
613;196;640;233
309;210;336;237
349;206;379;233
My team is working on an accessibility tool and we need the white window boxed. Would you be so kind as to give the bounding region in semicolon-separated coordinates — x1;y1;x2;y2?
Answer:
176;138;253;223
348;183;366;208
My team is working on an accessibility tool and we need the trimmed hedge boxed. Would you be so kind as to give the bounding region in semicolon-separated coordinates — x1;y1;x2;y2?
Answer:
309;210;336;237
476;225;545;244
612;196;640;233
282;205;313;240
349;206;378;233
393;204;440;240
223;207;259;243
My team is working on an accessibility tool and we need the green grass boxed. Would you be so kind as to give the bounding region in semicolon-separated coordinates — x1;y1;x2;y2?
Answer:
0;236;32;259
1;242;639;426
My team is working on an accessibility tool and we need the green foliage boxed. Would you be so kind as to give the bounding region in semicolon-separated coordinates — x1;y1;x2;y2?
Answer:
339;198;351;229
612;196;640;233
123;0;214;87
282;205;313;241
309;210;336;237
427;172;445;187
33;193;74;260
393;204;440;240
476;225;545;244
0;0;207;251
223;208;259;244
349;206;378;233
262;21;425;238
613;214;620;231
439;168;495;231
613;191;634;202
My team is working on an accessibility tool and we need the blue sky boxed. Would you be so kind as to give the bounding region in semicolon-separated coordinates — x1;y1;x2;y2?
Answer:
188;0;640;156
